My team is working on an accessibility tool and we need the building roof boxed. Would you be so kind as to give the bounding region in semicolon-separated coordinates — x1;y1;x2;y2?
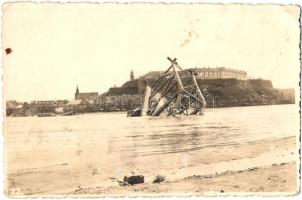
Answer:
16;105;23;109
187;67;247;74
77;92;99;99
30;100;63;108
80;99;93;105
65;99;92;106
66;99;82;106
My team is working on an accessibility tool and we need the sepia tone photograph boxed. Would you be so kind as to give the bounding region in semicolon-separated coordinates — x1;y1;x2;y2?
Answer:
2;2;301;197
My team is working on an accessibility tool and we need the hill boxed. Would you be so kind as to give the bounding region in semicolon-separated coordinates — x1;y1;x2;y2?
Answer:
108;78;294;108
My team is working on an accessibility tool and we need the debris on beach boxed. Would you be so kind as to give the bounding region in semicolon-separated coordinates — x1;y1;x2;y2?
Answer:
153;175;165;183
247;167;259;171
75;186;83;192
118;175;145;186
117;180;128;186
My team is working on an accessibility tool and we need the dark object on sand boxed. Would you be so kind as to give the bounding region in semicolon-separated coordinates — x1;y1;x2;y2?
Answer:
153;175;165;183
123;175;144;185
117;180;128;186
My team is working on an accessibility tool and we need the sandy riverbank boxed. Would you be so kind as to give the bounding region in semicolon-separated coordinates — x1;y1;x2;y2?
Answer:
69;161;298;196
65;137;299;196
7;135;299;196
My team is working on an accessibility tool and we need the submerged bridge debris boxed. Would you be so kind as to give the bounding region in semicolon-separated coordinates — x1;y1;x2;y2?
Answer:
127;57;206;117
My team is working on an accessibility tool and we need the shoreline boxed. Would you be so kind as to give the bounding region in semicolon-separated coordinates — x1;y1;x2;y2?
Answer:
7;135;298;196
66;136;299;196
67;161;298;196
6;103;297;118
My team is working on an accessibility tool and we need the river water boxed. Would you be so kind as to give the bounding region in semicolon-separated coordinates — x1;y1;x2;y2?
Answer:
5;104;299;194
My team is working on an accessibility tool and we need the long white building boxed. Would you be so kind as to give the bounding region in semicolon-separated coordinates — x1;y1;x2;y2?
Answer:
185;67;247;80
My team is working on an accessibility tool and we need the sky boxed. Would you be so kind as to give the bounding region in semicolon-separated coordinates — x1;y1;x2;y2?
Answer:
2;3;301;101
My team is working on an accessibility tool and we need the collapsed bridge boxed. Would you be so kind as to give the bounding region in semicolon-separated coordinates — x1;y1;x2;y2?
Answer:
127;57;206;117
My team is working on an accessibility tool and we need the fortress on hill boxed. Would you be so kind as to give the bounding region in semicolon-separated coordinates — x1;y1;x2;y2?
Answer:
140;67;247;81
6;66;295;116
107;67;295;108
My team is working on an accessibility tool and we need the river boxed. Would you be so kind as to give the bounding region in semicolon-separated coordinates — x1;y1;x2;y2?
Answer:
5;104;299;195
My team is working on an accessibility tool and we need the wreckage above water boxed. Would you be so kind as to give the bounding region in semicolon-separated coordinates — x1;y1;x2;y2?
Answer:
127;57;207;117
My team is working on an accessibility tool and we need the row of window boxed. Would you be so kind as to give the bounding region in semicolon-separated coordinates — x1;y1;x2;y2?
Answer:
196;71;246;78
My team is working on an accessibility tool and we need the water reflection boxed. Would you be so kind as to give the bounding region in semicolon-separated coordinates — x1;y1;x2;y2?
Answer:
7;104;297;172
107;105;297;158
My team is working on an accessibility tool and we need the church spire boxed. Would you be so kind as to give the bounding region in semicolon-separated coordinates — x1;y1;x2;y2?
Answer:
75;85;79;99
130;70;134;81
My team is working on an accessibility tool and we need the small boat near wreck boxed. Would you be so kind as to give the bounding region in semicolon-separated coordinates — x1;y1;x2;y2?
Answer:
127;57;206;117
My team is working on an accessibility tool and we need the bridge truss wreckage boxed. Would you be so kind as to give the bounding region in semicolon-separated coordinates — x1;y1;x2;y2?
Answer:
128;57;207;117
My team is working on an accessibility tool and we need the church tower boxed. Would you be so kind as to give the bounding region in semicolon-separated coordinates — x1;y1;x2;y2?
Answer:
130;70;134;81
75;85;79;100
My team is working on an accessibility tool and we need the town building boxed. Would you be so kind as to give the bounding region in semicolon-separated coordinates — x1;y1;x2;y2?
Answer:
185;67;247;80
65;98;98;113
64;99;81;112
75;86;99;100
140;67;247;81
66;86;100;112
29;100;64;114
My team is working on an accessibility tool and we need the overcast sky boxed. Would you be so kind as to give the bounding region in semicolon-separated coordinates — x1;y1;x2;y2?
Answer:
3;3;300;101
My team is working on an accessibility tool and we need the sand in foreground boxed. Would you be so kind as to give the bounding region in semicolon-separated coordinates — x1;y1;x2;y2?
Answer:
70;161;298;196
7;136;299;196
